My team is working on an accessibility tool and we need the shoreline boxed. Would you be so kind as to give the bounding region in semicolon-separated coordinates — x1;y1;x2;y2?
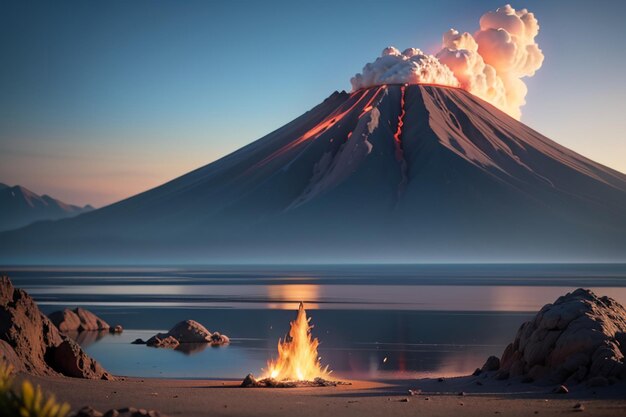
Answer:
20;373;626;417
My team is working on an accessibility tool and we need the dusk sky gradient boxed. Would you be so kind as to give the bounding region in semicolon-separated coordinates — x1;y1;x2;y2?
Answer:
1;0;625;207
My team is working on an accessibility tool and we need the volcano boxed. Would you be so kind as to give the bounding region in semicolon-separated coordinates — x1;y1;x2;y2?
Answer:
2;85;626;263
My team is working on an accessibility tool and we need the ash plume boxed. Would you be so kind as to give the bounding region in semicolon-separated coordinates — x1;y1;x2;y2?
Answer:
351;4;544;119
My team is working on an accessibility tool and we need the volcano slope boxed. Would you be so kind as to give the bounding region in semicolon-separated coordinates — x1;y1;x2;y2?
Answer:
2;85;626;263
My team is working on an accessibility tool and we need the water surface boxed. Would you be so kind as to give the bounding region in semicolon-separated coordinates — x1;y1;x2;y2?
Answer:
6;264;626;380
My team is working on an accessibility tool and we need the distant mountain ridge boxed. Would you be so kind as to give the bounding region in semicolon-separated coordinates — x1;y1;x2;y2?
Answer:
1;84;626;263
0;183;93;232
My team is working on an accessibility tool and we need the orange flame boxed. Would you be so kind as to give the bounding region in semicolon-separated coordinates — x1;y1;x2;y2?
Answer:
264;302;331;381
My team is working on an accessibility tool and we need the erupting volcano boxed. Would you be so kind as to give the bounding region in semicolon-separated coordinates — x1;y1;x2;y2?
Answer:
2;83;626;263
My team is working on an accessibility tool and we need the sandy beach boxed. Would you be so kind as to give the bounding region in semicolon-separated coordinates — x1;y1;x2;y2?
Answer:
21;373;626;417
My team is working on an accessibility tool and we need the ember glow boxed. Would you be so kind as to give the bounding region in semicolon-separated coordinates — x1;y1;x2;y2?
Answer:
264;302;331;381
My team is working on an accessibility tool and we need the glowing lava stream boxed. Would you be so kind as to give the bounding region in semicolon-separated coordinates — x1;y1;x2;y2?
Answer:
264;302;331;381
393;86;408;194
254;88;378;169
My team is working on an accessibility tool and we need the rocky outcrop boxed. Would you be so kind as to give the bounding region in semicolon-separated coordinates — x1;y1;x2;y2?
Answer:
0;275;113;379
144;320;229;349
480;288;626;385
49;307;121;333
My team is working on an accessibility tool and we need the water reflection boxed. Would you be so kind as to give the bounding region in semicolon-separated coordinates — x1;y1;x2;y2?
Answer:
25;284;626;312
265;284;320;309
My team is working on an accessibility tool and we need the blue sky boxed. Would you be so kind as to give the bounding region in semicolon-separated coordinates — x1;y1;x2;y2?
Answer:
1;0;625;206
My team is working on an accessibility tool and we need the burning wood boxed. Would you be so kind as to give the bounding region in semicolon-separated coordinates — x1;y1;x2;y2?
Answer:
241;302;348;388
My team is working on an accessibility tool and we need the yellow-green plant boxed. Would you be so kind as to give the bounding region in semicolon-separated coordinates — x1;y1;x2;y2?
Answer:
0;360;70;417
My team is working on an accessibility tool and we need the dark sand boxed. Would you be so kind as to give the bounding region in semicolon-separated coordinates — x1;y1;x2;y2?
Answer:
21;373;626;417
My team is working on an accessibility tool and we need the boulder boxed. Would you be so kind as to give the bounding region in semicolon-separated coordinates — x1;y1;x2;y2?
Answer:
0;275;113;379
51;339;111;379
481;355;500;372
145;320;229;350
484;288;626;385
49;307;112;332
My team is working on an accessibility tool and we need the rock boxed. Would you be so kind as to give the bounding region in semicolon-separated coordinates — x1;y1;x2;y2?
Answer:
0;339;24;372
209;331;229;346
483;289;626;385
74;406;104;417
159;320;211;343
145;320;229;349
437;377;445;382
472;368;482;376
51;339;113;380
131;338;146;344
482;355;500;372
241;373;258;387
110;325;123;334
408;389;421;395
146;335;180;349
553;384;569;394
49;307;111;332
0;276;112;379
400;398;409;402
573;403;585;412
49;309;83;332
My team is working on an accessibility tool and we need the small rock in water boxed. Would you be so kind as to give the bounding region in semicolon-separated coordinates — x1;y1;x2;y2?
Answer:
458;391;466;396
131;338;145;345
110;325;123;334
437;377;445;382
553;385;569;394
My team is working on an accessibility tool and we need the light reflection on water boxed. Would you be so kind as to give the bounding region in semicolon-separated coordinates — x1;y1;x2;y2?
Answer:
23;283;626;311
6;265;626;379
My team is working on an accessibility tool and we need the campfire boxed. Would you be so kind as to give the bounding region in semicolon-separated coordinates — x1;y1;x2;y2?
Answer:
241;302;347;388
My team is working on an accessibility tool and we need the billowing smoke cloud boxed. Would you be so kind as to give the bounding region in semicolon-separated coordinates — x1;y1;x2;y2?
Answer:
351;4;544;119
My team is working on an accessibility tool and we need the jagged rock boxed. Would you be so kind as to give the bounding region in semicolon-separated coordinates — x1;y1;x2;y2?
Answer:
481;355;500;372
51;339;113;380
241;373;258;387
488;289;626;385
145;320;229;349
0;275;112;379
0;339;23;372
111;325;124;334
146;335;180;349
49;307;113;332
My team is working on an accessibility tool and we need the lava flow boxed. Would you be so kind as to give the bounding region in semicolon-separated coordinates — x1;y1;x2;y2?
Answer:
264;302;331;381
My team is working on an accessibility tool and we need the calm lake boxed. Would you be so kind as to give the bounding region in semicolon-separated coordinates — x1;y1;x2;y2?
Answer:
6;264;626;380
